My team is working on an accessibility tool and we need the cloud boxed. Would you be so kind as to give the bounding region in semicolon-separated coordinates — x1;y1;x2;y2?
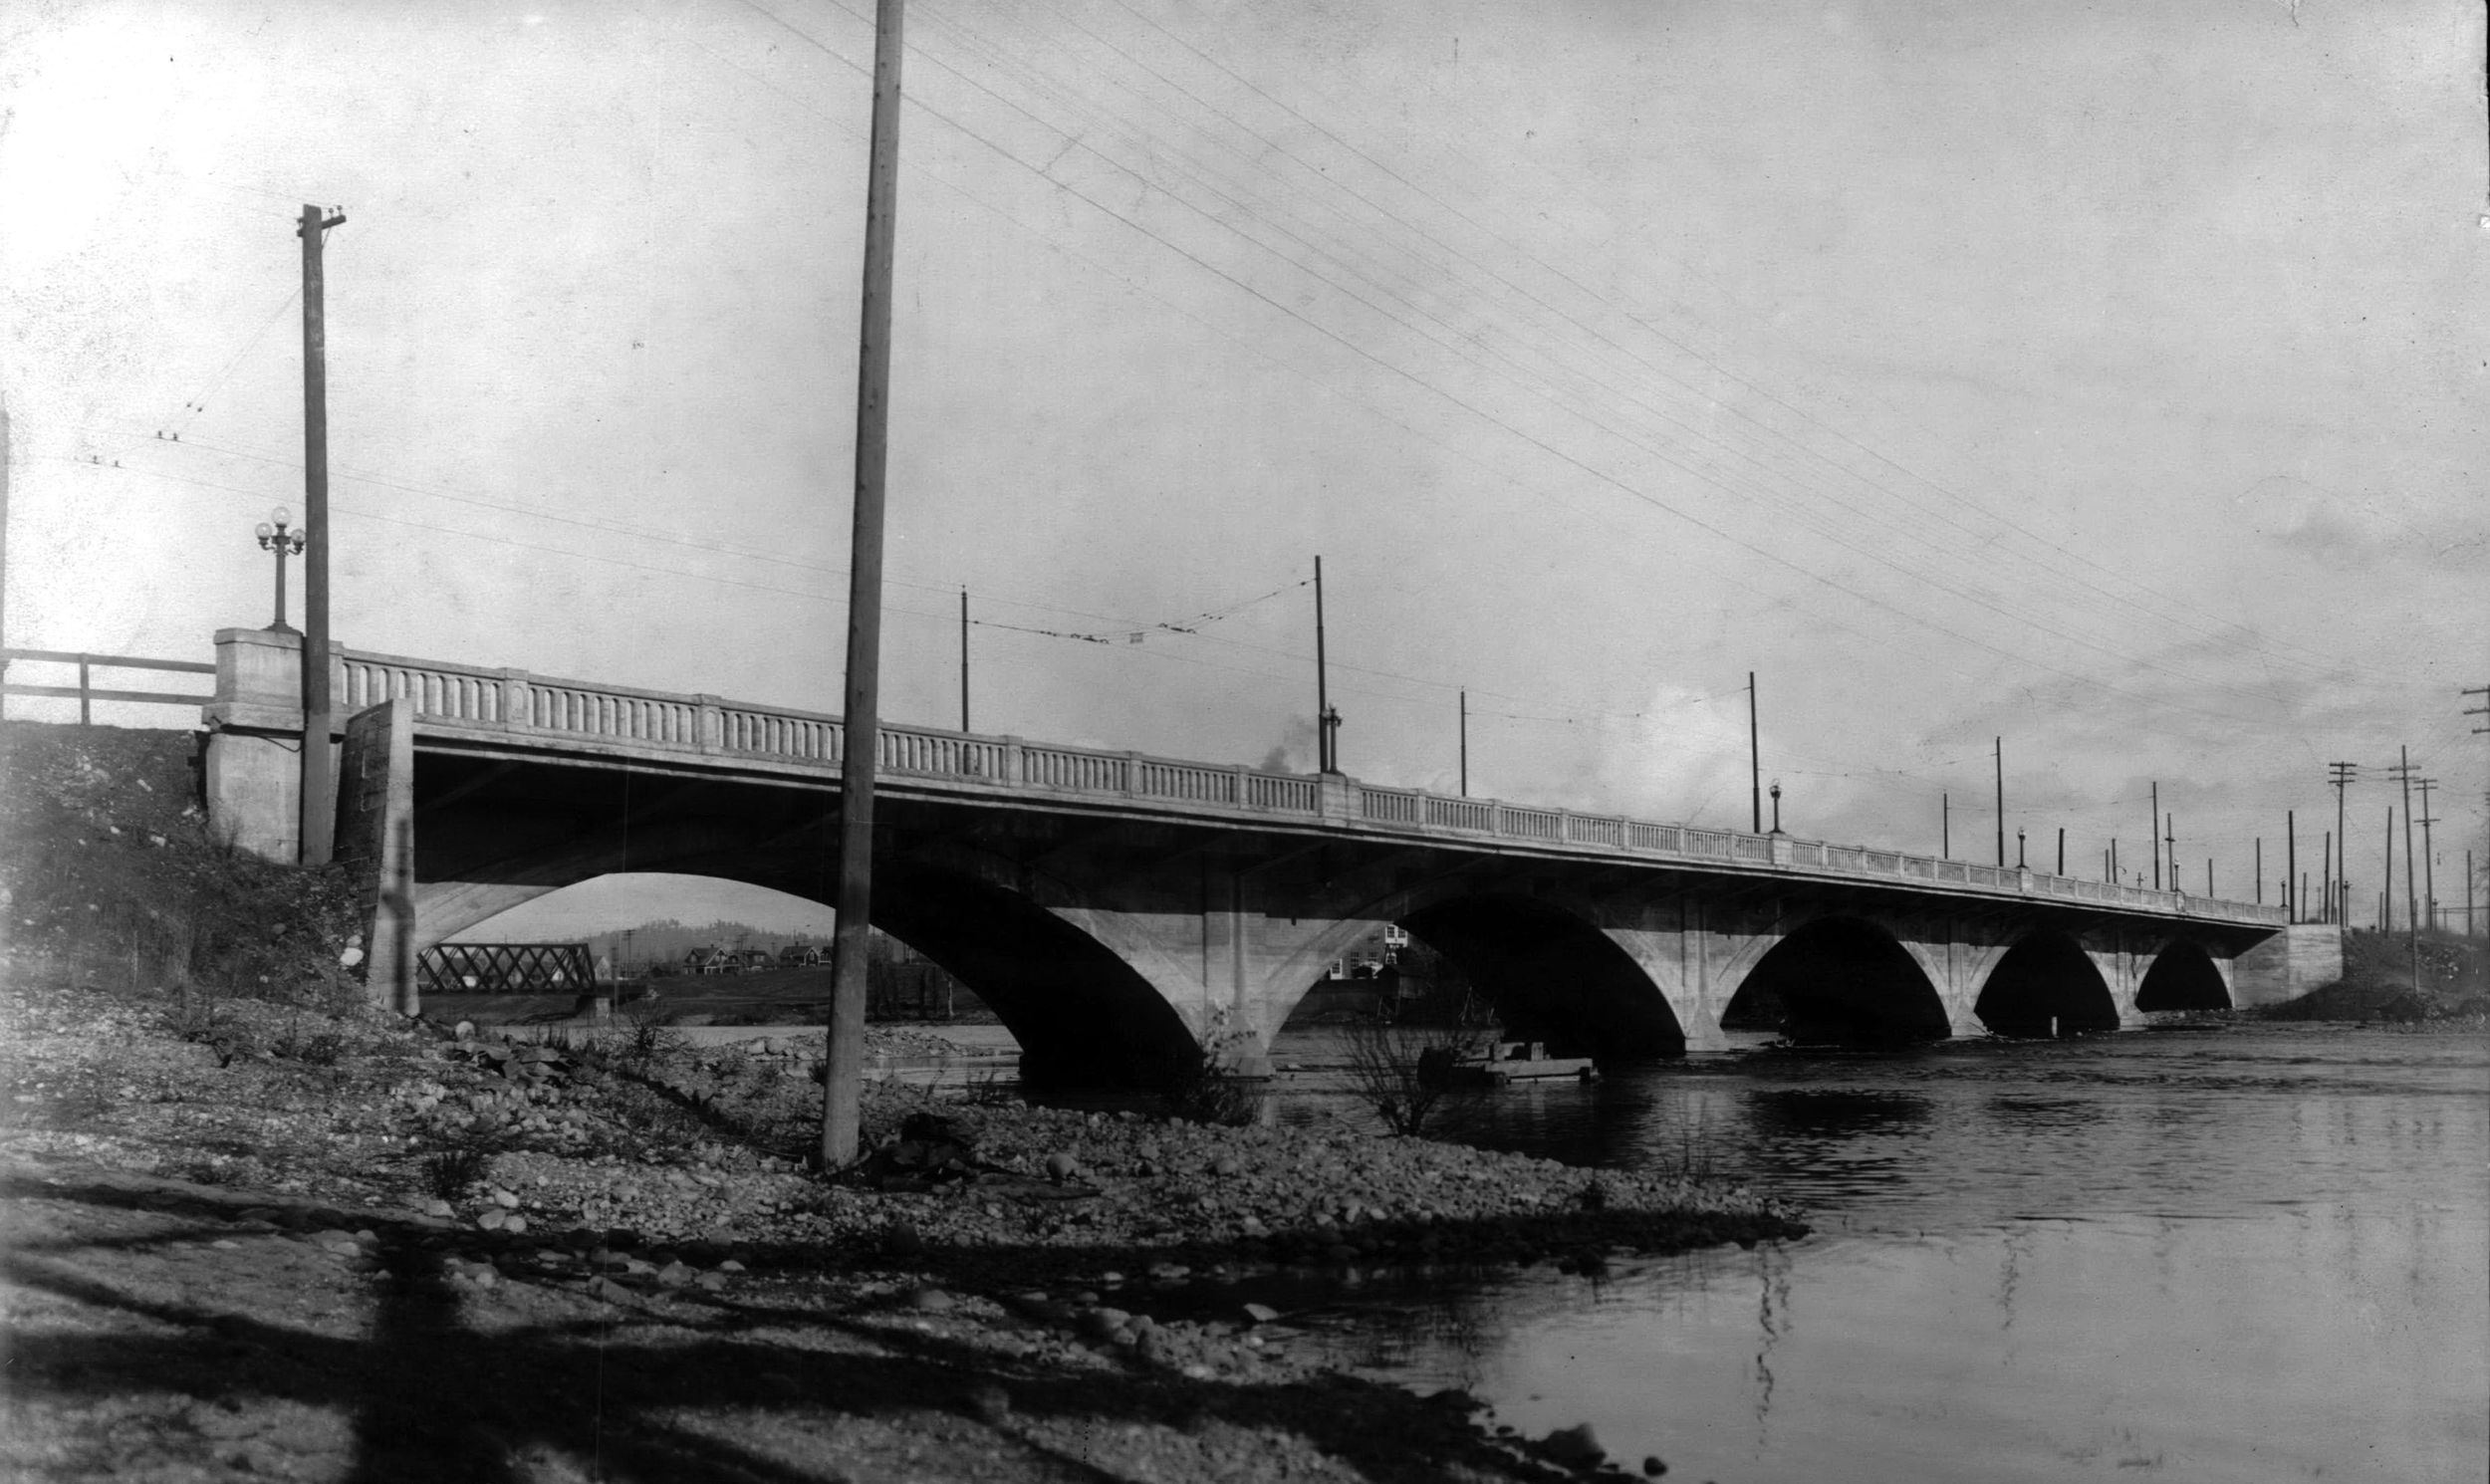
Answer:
2238;474;2489;573
1583;683;1760;826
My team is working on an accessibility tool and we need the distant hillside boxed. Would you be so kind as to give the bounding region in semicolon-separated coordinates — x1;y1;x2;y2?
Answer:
466;918;944;980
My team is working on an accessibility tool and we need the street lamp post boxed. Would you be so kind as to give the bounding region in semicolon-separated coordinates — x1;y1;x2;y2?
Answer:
1768;780;1783;835
255;508;305;632
2017;828;2027;869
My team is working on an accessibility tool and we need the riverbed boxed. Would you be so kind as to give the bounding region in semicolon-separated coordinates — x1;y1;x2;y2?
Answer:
1245;1023;2488;1483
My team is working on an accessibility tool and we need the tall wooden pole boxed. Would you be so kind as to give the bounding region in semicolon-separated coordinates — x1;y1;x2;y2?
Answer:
958;588;969;732
1457;689;1467;797
2328;762;2355;930
1941;794;1948;859
2255;838;2262;904
1993;736;2004;868
2383;809;2393;930
2397;746;2417;987
2285;811;2295;923
1314;556;1330;772
820;0;905;1170
299;204;345;866
1747;673;1760;833
2416;777;2438;929
2149;783;2160;889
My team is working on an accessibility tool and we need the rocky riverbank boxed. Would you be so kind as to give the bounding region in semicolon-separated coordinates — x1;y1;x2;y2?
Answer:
2;974;1803;1481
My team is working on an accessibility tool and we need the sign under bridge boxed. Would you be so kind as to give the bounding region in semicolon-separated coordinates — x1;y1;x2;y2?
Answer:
418;942;598;996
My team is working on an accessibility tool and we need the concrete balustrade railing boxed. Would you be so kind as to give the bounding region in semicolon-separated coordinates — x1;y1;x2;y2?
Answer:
215;633;2280;926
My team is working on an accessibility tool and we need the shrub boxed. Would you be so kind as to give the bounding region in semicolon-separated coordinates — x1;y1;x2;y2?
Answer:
1152;1009;1263;1127
417;1131;499;1201
1344;1002;1491;1137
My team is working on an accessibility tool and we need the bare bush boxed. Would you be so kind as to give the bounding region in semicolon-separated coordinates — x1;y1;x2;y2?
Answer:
1344;1012;1490;1137
417;1127;501;1200
1154;1009;1264;1126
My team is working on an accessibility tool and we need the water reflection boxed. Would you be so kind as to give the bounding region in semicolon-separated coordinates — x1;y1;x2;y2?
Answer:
1249;1025;2489;1483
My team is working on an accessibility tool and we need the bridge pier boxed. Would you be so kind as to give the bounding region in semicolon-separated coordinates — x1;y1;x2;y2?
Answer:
201;627;344;862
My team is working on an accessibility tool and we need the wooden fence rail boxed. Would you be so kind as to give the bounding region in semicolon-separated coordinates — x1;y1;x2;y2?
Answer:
1;647;217;725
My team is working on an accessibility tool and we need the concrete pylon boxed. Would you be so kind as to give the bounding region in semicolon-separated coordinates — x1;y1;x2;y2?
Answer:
336;699;416;1015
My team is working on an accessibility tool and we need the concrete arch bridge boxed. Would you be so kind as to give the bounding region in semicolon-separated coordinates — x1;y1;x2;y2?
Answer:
204;630;2332;1086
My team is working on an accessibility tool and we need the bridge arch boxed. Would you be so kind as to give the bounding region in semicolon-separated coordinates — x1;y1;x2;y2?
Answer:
1721;915;1951;1044
2135;939;2230;1012
418;838;1201;1086
870;860;1199;1088
1972;930;2118;1037
1394;893;1685;1060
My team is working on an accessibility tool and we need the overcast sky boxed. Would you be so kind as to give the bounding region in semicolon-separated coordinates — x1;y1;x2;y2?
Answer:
4;0;2483;936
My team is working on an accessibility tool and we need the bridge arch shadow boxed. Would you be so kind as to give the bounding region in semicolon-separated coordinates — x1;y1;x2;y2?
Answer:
1974;930;2119;1038
870;862;1199;1089
1396;894;1685;1061
1722;915;1951;1045
432;862;1197;1090
2135;939;2229;1012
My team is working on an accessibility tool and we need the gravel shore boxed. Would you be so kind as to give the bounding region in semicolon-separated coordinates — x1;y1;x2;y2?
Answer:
2;978;1803;1481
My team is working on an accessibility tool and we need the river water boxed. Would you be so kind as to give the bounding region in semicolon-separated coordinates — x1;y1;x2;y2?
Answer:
1237;1024;2489;1483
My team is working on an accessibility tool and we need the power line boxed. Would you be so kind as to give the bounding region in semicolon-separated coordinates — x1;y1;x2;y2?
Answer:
721;0;2320;729
1088;0;2329;668
895;0;2297;707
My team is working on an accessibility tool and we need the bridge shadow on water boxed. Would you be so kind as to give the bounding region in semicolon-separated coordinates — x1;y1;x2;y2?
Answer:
3;1169;1761;1483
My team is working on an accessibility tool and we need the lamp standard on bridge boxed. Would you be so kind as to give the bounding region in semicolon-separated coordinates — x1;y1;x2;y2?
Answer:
253;508;305;632
1768;780;1783;834
2016;828;2026;870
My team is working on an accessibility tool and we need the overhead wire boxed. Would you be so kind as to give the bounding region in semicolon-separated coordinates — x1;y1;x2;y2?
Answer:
739;0;2331;725
911;0;2329;715
1089;0;2330;669
57;6;2402;763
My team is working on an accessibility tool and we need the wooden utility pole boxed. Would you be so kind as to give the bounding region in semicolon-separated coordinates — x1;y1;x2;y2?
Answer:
2327;762;2356;925
1748;673;1761;834
820;0;905;1170
958;588;969;732
2056;826;2064;875
2255;838;2262;904
1993;736;2004;867
2415;777;2438;929
1314;556;1334;773
2389;747;2418;962
1457;689;1467;797
298;204;346;866
2149;782;2160;889
1941;793;1949;859
2285;811;2295;923
2321;833;2332;924
2382;809;2394;930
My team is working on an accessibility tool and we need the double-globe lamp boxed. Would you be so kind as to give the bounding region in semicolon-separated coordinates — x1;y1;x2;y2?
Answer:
255;506;306;632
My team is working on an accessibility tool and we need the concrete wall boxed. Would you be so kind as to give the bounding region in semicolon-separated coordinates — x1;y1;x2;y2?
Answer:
2231;925;2345;1008
201;627;343;863
336;700;416;1015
